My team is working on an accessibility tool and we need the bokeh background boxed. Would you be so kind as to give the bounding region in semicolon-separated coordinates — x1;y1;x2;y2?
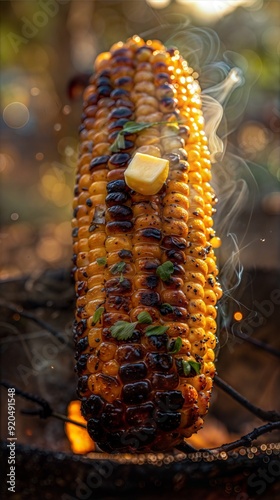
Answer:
0;0;279;452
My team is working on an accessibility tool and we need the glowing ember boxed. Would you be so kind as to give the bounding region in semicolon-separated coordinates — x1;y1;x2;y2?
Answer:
65;401;95;454
187;418;235;449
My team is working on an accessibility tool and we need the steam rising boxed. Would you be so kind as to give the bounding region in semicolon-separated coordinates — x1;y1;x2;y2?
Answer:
202;68;244;161
164;25;257;339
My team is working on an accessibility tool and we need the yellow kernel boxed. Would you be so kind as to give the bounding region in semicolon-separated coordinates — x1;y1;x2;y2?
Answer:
210;237;222;248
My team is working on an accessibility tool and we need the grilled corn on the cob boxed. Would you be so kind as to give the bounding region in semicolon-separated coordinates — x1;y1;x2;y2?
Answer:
72;35;222;452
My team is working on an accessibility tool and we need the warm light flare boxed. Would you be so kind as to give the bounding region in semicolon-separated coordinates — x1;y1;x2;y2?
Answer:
65;400;95;454
187;418;236;449
234;311;243;321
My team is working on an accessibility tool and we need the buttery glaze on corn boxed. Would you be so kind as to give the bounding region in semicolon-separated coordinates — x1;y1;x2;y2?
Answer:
72;36;223;452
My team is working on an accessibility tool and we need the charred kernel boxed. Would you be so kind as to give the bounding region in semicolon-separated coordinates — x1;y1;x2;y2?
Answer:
156;83;175;98
110;88;130;98
141;228;162;240
163;153;181;165
108;118;129;131
122;381;151;405
81;394;105;419
105;192;130;206
107;205;133;220
86;198;93;207
151;372;179;390
154;72;171;85
76;281;87;296
72;227;79;238
108;153;131;168
162;235;187;250
114;76;133;88
143;260;159;271
107;221;134;233
155;411;181;431
116;344;144;363
118;249;133;260
108;130;120;142
166;249;186;263
155;391;184;411
160;303;174;315
146;353;173;372
136;45;153;55
105;278;132;294
89;155;110;170
120;139;134;151
86;93;98;106
172;264;185;276
147;333;169;352
126;402;155;426
109;107;133;119
119;362;147;383
77;375;89;396
107;179;127;193
115;98;134;109
139;291;160;307
73;319;87;336
75;354;89;375
126;425;157;449
96;77;111;87
153;61;167;73
159;97;176;112
87;418;106;442
145;275;159;289
76;337;88;354
97;86;112;97
100;402;123;429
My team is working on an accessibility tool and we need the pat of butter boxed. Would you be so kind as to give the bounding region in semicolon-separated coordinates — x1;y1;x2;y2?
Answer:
124;152;169;195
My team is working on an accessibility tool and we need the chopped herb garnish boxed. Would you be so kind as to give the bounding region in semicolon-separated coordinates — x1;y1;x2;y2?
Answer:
145;325;169;337
156;261;174;281
160;303;174;314
110;120;180;153
119;273;124;283
189;360;201;375
168;337;182;354
110;261;126;275
96;257;106;266
110;321;137;340
182;360;201;376
92;307;104;326
182;360;191;376
137;311;153;324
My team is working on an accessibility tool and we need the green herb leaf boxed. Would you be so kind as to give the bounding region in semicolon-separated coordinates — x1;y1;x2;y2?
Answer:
109;132;126;153
109;120;180;153
168;337;182;354
189;360;201;375
110;261;126;275
92;307;104;325
123;121;157;134
181;360;201;376
161;303;174;314
137;311;153;324
145;325;169;337
156;261;174;281
182;360;191;376
96;257;106;266
119;273;124;283
110;321;138;340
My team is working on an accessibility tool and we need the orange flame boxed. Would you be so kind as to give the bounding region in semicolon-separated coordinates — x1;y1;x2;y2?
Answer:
65;400;95;454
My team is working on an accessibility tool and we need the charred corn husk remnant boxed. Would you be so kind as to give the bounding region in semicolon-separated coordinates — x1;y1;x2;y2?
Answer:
72;35;223;452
